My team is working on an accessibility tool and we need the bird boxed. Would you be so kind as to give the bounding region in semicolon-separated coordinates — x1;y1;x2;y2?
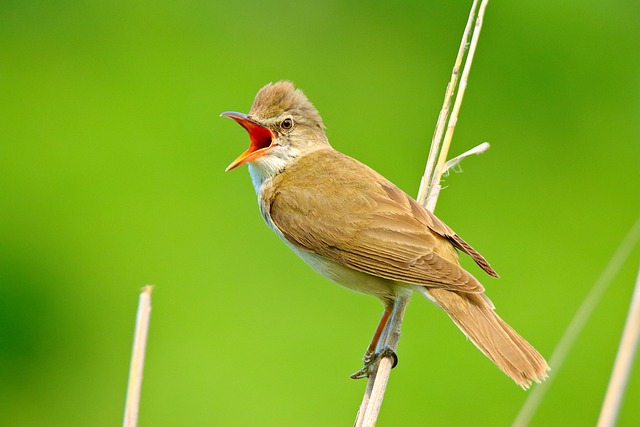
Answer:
221;81;549;388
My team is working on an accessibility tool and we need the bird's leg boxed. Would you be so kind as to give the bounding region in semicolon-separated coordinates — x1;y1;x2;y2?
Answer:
364;305;393;363
350;302;395;379
377;294;409;366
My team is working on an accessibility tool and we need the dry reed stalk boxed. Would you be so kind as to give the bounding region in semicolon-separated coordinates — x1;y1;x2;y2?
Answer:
597;261;640;426
123;285;154;427
354;1;490;425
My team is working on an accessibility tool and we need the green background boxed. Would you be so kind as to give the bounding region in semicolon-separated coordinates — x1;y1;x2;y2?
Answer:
2;1;639;425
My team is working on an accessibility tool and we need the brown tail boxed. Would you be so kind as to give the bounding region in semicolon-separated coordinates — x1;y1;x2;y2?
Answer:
421;288;549;388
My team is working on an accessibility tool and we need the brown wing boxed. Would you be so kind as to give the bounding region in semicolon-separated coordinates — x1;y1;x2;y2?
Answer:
264;149;497;293
387;185;499;278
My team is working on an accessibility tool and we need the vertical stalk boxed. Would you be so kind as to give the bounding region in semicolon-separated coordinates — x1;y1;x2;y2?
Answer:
597;263;640;427
354;1;490;425
123;286;153;427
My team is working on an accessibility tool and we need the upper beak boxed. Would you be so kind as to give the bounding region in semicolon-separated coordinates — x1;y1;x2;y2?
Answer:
221;111;275;171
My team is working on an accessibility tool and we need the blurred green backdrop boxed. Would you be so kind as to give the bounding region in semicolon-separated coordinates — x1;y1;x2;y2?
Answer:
1;0;639;426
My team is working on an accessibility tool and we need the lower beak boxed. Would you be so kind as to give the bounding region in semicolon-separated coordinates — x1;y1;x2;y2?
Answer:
221;111;274;171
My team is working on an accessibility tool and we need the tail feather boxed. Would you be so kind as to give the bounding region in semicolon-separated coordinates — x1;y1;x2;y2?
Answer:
420;288;549;388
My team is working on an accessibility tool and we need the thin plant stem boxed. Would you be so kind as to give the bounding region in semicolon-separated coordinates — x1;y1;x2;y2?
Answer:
597;261;640;427
417;0;480;207
426;0;489;212
354;2;490;425
512;216;640;427
443;142;491;174
361;357;393;427
354;375;376;427
123;285;154;427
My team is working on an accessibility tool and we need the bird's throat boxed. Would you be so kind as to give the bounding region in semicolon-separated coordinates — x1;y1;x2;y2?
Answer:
248;153;291;194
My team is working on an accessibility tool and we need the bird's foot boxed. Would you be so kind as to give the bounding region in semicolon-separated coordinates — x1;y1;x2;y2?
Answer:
350;347;398;379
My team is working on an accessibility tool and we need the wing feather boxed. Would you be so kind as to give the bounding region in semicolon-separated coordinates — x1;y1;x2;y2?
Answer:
263;149;497;292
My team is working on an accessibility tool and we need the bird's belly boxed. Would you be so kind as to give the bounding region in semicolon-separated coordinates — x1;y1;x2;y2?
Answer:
286;242;400;301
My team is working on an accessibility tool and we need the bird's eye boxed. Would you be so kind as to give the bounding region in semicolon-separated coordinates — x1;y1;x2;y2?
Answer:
281;118;294;130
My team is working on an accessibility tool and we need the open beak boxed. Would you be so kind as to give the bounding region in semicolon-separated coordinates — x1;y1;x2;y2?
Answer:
221;111;275;171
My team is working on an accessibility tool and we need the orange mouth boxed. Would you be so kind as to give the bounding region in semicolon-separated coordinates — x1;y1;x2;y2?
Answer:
221;112;275;171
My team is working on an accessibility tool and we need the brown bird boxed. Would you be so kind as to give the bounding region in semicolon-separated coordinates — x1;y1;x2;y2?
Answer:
221;81;549;388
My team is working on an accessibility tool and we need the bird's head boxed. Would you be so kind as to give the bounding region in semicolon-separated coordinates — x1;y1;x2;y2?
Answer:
221;81;329;174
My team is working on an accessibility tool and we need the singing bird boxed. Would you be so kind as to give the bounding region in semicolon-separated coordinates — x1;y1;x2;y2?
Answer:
221;81;549;388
